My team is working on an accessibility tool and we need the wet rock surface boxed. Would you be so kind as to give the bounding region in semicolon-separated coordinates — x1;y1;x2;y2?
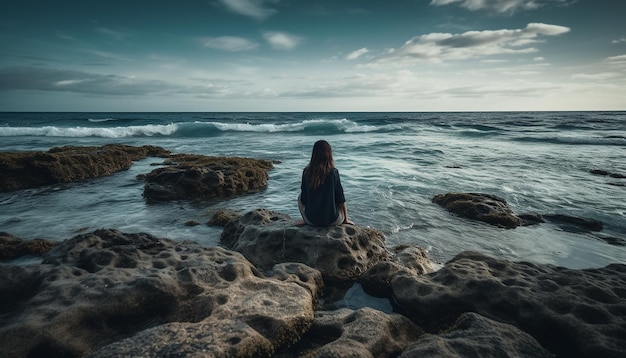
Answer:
432;192;525;228
0;232;55;260
433;193;615;241
220;208;391;282
543;214;603;232
0;144;170;192
142;154;274;201
208;208;242;227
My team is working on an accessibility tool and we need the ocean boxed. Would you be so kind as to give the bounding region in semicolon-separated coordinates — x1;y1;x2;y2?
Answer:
1;112;624;269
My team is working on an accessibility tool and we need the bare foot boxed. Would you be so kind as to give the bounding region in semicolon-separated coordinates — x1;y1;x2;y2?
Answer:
295;219;306;226
343;219;355;225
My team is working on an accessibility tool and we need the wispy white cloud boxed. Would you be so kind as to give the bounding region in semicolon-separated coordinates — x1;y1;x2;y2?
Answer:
372;23;570;65
612;37;626;44
96;27;133;41
88;50;120;59
202;36;259;51
56;31;75;41
346;48;369;60
83;49;134;62
217;0;278;20
571;72;620;80
430;0;575;14
607;54;626;65
0;66;172;95
262;31;302;50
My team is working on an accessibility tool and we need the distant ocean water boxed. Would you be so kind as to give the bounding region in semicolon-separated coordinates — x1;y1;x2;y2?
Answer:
1;112;624;268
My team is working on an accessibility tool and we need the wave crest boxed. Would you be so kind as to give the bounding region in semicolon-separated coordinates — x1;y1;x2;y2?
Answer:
0;124;178;138
87;118;119;123
0;118;405;138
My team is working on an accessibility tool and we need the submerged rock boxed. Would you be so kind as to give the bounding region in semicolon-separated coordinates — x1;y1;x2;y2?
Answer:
382;251;626;358
432;193;608;237
594;233;626;247
0;229;322;358
220;209;391;282
590;169;626;179
543;214;603;232
143;154;274;201
432;192;525;228
0;144;170;192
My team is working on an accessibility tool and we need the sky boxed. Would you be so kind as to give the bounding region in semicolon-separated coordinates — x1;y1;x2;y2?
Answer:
1;0;625;112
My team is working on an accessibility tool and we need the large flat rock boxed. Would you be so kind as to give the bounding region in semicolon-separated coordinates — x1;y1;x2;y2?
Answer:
220;209;391;282
143;154;274;201
0;229;321;358
0;144;170;192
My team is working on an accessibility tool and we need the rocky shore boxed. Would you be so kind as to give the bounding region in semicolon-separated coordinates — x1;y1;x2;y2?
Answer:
1;216;624;358
1;145;624;357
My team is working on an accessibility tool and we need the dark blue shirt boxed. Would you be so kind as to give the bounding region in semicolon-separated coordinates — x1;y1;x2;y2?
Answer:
300;168;346;226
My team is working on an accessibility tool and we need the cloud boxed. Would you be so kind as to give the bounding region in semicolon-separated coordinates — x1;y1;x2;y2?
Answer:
430;0;575;13
217;0;277;20
56;31;75;41
86;50;130;61
96;27;133;40
0;67;173;95
607;54;626;65
372;23;570;65
346;48;369;60
612;37;626;44
571;72;620;80
202;36;259;51
262;31;302;50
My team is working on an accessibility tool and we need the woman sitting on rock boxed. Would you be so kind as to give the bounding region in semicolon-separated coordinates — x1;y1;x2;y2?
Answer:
298;140;354;226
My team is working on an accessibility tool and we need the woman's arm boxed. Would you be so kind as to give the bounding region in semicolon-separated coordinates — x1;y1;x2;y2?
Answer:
339;202;354;225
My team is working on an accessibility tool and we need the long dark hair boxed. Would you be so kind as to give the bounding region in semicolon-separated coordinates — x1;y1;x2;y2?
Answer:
304;140;335;190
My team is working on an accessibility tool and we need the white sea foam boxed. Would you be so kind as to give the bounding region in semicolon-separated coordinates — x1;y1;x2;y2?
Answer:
88;118;118;123
0;124;179;138
209;121;305;133
198;118;387;133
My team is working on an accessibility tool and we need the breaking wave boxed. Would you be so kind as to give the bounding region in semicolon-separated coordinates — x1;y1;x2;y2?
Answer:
0;118;407;138
0;124;178;138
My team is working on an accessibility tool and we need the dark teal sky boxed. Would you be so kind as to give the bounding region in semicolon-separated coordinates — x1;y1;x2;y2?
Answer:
1;0;625;111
